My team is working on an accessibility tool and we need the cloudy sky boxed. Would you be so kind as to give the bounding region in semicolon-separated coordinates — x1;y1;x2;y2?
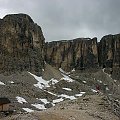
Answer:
0;0;120;41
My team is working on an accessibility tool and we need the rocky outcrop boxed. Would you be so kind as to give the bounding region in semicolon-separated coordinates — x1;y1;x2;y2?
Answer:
98;34;120;80
0;14;45;76
45;34;120;79
0;13;119;79
45;37;99;71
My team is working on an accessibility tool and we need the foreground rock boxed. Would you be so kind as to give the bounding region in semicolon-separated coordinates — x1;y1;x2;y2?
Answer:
1;95;119;120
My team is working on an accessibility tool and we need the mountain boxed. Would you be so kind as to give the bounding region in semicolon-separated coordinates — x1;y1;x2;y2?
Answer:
0;13;119;79
0;14;45;76
45;35;120;80
0;13;119;119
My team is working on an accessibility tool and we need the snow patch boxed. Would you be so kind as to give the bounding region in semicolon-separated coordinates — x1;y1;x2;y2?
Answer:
16;96;27;104
71;68;75;72
91;89;97;93
62;88;72;91
32;104;46;110
53;98;64;103
29;72;50;89
75;92;86;97
9;81;14;84
61;73;74;82
49;78;58;85
39;99;50;104
29;72;59;89
44;90;57;96
59;68;70;74
83;81;87;83
97;80;102;83
0;81;5;85
59;94;76;100
22;108;34;112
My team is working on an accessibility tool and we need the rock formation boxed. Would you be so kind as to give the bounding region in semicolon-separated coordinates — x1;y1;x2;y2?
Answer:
45;34;120;79
0;13;119;79
45;37;99;71
98;34;120;80
0;14;45;76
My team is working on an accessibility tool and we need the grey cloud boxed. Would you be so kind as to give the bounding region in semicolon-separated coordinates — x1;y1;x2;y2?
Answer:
0;0;120;41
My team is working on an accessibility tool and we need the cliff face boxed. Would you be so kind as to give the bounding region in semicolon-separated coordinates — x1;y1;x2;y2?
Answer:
45;37;98;71
45;34;120;79
0;14;45;75
0;13;119;79
99;34;120;68
98;34;120;80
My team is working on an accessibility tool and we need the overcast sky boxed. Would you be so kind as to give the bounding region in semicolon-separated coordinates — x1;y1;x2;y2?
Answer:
0;0;120;41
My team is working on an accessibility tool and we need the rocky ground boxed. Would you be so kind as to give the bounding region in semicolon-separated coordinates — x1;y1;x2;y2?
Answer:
1;95;119;120
0;64;120;119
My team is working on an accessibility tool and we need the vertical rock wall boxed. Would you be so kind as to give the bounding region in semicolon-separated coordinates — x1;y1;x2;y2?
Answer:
45;37;98;71
0;14;45;76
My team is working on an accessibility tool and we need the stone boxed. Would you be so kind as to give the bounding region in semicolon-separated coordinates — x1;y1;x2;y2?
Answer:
0;14;45;76
45;37;99;71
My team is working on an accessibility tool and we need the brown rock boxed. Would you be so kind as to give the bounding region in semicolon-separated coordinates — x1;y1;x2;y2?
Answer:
45;37;99;71
0;14;45;76
98;34;120;80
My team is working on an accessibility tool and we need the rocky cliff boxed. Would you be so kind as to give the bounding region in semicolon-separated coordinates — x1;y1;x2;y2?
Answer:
45;37;99;71
0;14;119;79
98;34;120;80
0;14;45;76
45;34;120;79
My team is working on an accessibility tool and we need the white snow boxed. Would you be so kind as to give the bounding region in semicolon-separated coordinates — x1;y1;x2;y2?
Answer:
0;81;5;85
59;94;76;100
114;80;117;82
29;72;50;89
75;92;86;97
61;73;74;82
80;92;86;94
39;99;50;104
32;104;46;110
71;68;75;72
52;103;55;106
83;81;87;83
53;98;64;103
75;94;83;97
22;108;34;112
29;72;59;89
44;90;57;96
16;96;27;104
49;78;58;85
97;80;102;83
62;88;72;91
9;81;14;84
91;89;97;93
106;87;109;90
59;68;70;74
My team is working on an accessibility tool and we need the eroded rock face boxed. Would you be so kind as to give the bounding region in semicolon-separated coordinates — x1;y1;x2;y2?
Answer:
45;34;120;79
0;14;45;75
45;37;99;71
98;34;120;80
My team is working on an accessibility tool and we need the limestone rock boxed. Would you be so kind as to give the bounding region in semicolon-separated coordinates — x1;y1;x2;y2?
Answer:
98;34;120;80
0;14;45;76
45;37;99;71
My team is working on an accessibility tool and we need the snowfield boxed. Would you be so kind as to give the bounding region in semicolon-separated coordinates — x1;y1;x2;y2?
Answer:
16;96;27;104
